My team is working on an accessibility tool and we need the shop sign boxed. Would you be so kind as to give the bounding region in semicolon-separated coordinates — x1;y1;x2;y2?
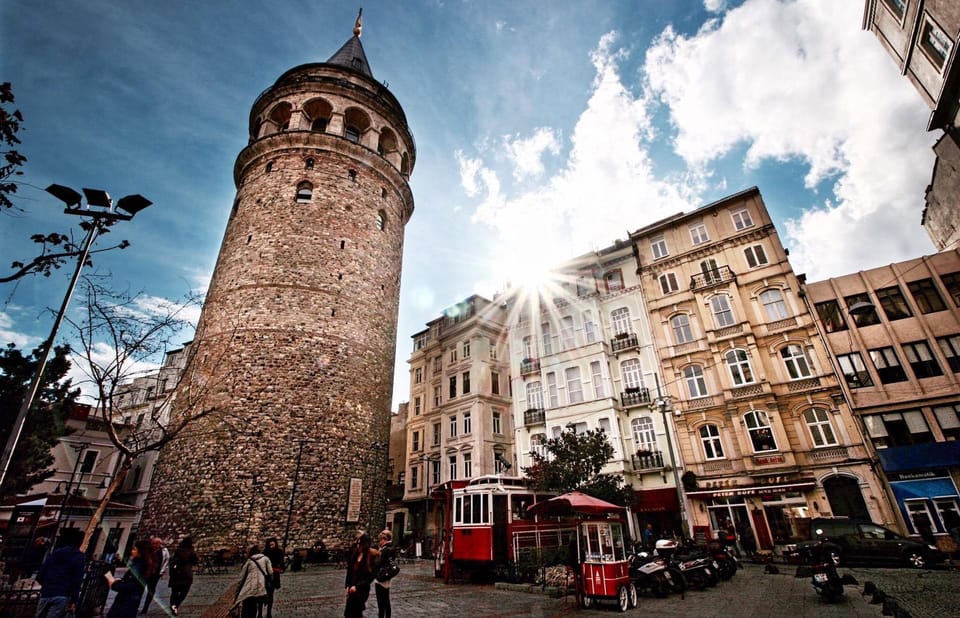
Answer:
888;469;948;482
753;454;785;465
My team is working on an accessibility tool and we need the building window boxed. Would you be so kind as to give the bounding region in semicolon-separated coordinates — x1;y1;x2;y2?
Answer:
462;371;470;394
621;358;644;391
864;410;933;447
463;411;472;434
305;158;315;169
869;347;908;383
414;367;422;384
650;235;669;259
590;361;604;398
632;417;657;453
433;385;442;407
433;356;442;374
450;348;458;363
937;335;960;372
605;270;624;293
744;244;768;268
760;289;789;321
463;452;472;478
295;181;313;203
491;371;500;395
489;338;498;360
345;125;361;143
844;293;880;327
462;340;471;358
725;349;754;385
699;424;725;460
433;422;441;446
684;365;708;398
700;258;721;284
560;315;575;350
412;431;421;452
879;0;906;19
814;300;847;333
932;404;960;440
431;460;441;485
671;314;693;344
731;207;754;230
781;344;812;379
540;322;553;355
659;272;679;294
711;295;736;328
546;372;559;407
565;366;584;404
449;455;457;480
576;275;594;296
907;278;947;314
903;341;943;378
836;352;873;388
79;450;98;474
530;433;546;458
611;307;631;336
522;336;534;359
876;286;913;320
689;222;709;245
803;408;838;447
920;17;952;70
410;466;419;489
449;376;457;399
526;381;543;410
583;311;597;343
449;415;458;438
745;410;777;452
940;272;960;307
414;396;421;416
375;210;386;231
492;410;502;435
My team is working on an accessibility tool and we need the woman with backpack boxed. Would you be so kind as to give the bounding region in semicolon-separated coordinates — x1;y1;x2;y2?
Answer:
374;530;398;618
233;546;273;618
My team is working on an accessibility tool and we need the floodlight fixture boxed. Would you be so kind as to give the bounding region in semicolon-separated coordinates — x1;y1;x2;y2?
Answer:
116;194;152;217
45;184;83;208
82;188;113;209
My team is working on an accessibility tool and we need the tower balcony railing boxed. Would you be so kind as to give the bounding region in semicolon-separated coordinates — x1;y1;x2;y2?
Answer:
620;388;651;408
523;407;546;426
610;332;639;353
520;358;541;375
690;266;736;291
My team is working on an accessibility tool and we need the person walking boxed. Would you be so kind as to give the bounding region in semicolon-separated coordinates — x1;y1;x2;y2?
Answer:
105;539;156;618
373;530;396;618
736;519;756;558
35;528;85;618
344;533;378;618
642;523;655;551
139;536;169;614
233;546;273;618
168;537;199;616
262;538;285;618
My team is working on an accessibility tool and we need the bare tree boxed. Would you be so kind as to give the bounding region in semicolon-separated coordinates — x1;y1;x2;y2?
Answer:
63;278;239;550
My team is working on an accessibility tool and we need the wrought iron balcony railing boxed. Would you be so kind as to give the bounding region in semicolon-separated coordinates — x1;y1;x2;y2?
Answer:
610;333;639;352
631;450;664;471
520;358;541;375
690;265;736;291
523;407;545;426
620;388;651;408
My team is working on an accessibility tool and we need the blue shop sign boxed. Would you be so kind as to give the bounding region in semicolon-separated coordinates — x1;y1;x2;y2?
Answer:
889;477;959;502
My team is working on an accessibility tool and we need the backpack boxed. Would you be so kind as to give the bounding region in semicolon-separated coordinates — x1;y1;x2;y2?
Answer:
253;558;273;593
376;555;400;581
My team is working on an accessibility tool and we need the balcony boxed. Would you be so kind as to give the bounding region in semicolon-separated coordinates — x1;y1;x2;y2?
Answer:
520;358;541;375
690;266;736;291
631;450;664;471
620;388;651;408
523;407;545;426
610;333;639;353
806;446;849;463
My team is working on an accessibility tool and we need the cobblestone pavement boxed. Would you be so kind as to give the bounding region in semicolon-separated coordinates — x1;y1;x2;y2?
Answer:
127;559;956;617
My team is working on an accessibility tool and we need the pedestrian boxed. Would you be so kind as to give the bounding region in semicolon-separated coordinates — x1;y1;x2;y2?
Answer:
168;537;199;616
736;519;756;558
35;528;85;618
912;514;936;545
722;519;739;557
105;539;156;618
344;533;379;618
139;536;169;614
642;523;655;550
373;530;396;618
23;536;50;578
233;545;273;618
263;538;285;618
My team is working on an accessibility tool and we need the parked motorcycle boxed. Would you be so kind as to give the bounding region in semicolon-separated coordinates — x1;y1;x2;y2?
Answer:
796;540;845;603
707;541;739;580
627;550;672;597
654;539;710;592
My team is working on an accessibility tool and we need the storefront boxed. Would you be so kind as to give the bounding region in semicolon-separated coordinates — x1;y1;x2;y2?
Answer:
632;487;681;540
878;442;960;538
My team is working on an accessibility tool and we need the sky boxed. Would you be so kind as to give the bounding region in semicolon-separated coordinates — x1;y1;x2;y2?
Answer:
0;0;939;410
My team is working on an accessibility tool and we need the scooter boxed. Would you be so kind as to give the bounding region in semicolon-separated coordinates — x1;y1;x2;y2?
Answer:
628;550;672;597
796;540;845;603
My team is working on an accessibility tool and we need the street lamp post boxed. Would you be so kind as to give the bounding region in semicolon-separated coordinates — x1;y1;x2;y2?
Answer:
0;185;151;493
654;374;688;538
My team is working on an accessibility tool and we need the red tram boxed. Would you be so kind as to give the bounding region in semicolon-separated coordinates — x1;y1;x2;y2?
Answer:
431;475;574;581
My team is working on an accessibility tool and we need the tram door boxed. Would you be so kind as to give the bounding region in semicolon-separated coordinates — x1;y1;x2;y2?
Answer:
493;495;508;563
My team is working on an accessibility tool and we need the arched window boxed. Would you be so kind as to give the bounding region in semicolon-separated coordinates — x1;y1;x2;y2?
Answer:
781;344;812;379
265;161;274;173
305;158;314;170
803;408;838;447
671;314;693;344
269;102;292;132
611;307;631;335
744;410;777;452
621;358;644;391
684;365;708;398
526;381;543;410
521;335;534;359
295;181;313;203
378;127;398;156
304;98;332;133
343;107;371;144
530;433;547;458
604;270;624;293
725;349;754;385
699;424;724;460
401;152;410;176
631;417;656;453
375;209;387;231
760;289;789;320
710;294;735;328
541;322;553;355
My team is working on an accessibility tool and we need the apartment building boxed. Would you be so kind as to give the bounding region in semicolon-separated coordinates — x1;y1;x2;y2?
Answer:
505;241;683;537
804;250;960;539
630;187;892;550
403;296;513;545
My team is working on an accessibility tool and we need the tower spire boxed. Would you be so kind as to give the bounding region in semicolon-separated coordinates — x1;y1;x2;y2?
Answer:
354;8;363;37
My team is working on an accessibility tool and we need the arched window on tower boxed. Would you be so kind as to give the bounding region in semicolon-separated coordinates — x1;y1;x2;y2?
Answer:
401;152;410;176
269;102;293;133
378;128;397;156
304;98;332;134
305;158;314;170
343;107;371;145
376;209;387;231
295;181;313;203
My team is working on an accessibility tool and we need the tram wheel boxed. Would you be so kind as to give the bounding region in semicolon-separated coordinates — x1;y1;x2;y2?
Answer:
628;582;638;608
617;586;629;612
581;595;593;609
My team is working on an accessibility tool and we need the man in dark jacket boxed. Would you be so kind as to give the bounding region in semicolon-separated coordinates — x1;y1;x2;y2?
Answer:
36;528;86;618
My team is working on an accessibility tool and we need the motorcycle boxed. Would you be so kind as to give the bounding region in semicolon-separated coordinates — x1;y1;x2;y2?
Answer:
628;550;672;597
707;541;739;580
796;540;845;603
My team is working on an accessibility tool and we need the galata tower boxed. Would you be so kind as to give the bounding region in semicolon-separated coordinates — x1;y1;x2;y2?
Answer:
141;12;414;551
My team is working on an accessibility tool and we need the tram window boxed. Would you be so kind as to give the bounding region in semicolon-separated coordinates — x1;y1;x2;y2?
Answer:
463;496;471;523
455;494;490;525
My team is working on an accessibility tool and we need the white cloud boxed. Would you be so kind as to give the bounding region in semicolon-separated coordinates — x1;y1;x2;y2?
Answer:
643;0;936;280
504;128;561;181
704;0;727;12
0;311;39;349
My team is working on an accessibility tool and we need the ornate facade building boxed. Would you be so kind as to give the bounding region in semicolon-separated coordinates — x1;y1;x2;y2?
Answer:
141;16;415;551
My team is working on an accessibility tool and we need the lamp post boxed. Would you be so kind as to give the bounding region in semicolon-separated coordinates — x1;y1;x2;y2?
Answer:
654;374;688;537
0;185;151;493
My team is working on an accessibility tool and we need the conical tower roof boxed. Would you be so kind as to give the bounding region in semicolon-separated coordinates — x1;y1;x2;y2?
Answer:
325;10;373;78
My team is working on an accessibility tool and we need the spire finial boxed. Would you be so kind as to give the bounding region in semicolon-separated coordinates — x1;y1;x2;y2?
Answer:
353;8;363;37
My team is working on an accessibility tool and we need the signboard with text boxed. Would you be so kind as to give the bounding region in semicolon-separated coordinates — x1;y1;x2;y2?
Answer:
345;478;362;523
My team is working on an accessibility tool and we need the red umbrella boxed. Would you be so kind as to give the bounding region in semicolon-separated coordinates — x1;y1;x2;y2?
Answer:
526;491;624;517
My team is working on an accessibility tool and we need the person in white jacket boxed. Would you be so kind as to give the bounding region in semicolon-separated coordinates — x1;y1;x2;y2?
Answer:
233;546;273;618
139;536;170;614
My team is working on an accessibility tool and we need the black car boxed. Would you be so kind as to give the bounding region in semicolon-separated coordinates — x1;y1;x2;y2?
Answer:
800;517;945;569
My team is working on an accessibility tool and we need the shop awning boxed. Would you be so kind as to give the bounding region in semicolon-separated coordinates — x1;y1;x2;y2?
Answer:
632;487;680;512
889;477;958;502
684;478;816;500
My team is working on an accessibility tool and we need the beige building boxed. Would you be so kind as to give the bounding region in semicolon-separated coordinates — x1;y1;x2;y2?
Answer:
863;0;960;251
804;250;960;538
403;296;513;547
630;187;892;550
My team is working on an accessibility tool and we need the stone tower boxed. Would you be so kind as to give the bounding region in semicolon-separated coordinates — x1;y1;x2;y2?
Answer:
141;14;415;551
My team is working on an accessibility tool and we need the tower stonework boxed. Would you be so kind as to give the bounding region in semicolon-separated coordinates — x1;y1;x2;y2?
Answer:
141;24;414;551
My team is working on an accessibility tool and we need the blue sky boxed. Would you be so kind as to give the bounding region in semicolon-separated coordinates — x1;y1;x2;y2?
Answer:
1;0;938;409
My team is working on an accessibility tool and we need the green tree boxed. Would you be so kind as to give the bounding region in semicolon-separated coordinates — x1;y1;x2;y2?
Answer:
0;342;78;494
523;427;634;506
